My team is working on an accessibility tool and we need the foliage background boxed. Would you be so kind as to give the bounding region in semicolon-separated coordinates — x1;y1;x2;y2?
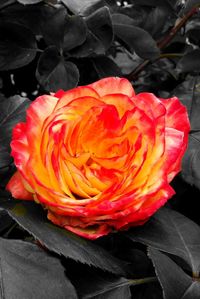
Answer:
1;0;200;298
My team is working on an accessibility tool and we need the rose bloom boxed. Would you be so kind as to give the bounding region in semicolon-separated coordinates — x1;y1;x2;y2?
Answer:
6;77;190;239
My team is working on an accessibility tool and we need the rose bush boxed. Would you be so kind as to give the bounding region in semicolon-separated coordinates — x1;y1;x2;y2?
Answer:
6;77;190;239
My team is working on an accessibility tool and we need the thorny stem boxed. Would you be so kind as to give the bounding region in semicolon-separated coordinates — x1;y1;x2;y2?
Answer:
126;7;199;81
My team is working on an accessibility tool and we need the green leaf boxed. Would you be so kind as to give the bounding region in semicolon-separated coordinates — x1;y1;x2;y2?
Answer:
0;21;37;71
85;6;113;51
92;56;122;78
64;15;87;52
61;0;105;15
0;95;30;168
126;207;200;275
177;49;200;73
148;248;200;299
0;238;78;299
36;46;79;92
112;14;160;60
0;199;126;275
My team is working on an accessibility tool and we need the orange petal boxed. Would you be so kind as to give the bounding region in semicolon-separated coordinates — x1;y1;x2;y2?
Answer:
6;171;33;200
88;77;135;97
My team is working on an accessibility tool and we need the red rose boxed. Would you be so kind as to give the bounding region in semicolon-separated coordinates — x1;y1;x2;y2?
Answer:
6;77;190;239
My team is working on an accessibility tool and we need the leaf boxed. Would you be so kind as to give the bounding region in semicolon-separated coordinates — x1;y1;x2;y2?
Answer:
177;49;200;73
79;276;132;299
61;0;105;15
173;76;200;189
17;0;43;4
41;6;67;50
0;210;13;234
112;14;160;60
0;0;16;9
70;31;105;57
0;95;30;168
0;199;126;275
126;207;200;275
171;76;195;114
131;0;176;11
0;238;78;299
182;132;200;189
92;56;122;78
183;0;200;14
0;21;37;71
148;248;200;299
85;6;113;51
63;15;87;52
142;6;170;38
36;46;79;92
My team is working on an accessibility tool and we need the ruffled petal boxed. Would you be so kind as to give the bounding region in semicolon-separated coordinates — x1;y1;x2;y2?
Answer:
88;77;135;97
6;171;33;200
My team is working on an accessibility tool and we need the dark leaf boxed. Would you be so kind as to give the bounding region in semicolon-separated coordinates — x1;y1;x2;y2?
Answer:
142;6;170;38
112;14;160;60
71;31;105;57
0;21;37;71
0;238;78;299
17;0;43;3
0;199;126;275
126;207;200;275
173;76;200;188
61;0;105;15
0;4;55;36
64;15;87;52
79;276;132;299
187;28;200;46
0;210;13;234
85;6;113;51
41;6;67;50
131;0;175;11
36;46;79;92
0;0;16;9
177;49;200;73
92;56;122;78
148;247;200;299
183;0;200;14
182;132;200;189
0;95;30;168
171;76;195;115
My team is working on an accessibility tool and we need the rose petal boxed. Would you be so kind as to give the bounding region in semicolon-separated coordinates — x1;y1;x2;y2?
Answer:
88;77;135;97
6;171;33;200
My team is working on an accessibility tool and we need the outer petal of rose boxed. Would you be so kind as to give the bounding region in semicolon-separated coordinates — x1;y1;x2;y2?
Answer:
88;77;135;97
162;97;190;180
110;184;175;230
11;122;29;172
131;92;166;120
6;171;33;200
47;211;111;239
162;97;190;133
25;95;58;148
54;86;100;110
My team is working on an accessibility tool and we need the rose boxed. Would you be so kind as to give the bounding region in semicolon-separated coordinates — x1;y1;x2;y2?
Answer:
6;77;190;239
